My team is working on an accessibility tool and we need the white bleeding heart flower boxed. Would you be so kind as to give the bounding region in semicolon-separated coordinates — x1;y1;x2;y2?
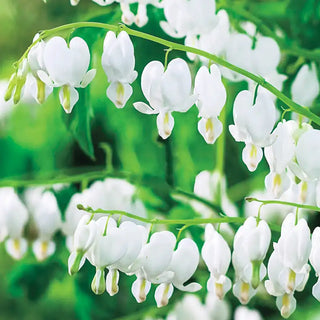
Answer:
154;238;201;307
277;213;311;275
310;227;320;301
264;121;295;198
134;58;196;139
0;188;29;260
24;188;62;261
201;224;231;299
229;90;276;171
291;63;319;107
130;231;176;303
232;217;271;297
265;249;308;319
68;215;97;275
106;221;148;296
27;34;53;104
102;31;137;108
38;36;96;113
86;217;128;295
194;65;226;144
265;213;311;318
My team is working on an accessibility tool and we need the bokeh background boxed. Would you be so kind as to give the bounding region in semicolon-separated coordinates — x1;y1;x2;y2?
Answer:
1;0;320;319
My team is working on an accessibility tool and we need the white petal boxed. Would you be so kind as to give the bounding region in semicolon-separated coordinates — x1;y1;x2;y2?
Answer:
107;82;132;108
198;117;222;144
161;58;193;111
59;86;79;114
194;65;226;118
80;69;96;88
131;277;151;303
155;283;174;307
141;60;164;109
242;143;263;172
106;269;119;296
157;112;174;139
291;63;319;107
5;238;28;260
37;70;54;87
133;101;158;114
312;279;320;301
296;129;320;179
32;239;55;261
170;238;200;288
276;294;296;319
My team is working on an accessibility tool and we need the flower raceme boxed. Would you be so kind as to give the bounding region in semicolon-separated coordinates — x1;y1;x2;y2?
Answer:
68;218;201;307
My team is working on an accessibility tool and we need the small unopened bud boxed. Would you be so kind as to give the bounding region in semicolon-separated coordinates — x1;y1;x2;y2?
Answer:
91;268;106;295
36;78;46;104
13;59;28;104
281;293;291;318
4;73;17;101
68;251;84;276
106;269;119;296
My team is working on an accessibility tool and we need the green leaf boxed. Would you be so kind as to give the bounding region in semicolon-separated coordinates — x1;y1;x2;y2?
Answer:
63;88;95;160
7;260;65;301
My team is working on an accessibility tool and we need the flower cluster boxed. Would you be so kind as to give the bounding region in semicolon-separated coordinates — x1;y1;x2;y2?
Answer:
0;178;145;261
68;216;201;307
0;187;61;261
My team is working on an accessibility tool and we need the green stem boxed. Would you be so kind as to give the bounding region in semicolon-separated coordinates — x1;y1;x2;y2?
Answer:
77;204;245;225
15;22;320;126
77;203;280;231
172;188;226;216
0;168;225;215
246;197;320;212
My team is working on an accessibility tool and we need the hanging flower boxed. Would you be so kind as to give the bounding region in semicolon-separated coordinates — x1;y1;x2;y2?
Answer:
24;188;62;261
86;217;128;295
68;215;97;275
106;221;148;296
102;31;137;108
0;188;29;260
27;34;53;104
130;231;176;303
201;224;231;299
194;65;226;144
37;36;96;113
232;217;271;304
291;63;319;107
154;238;201;307
134;58;196;139
264;121;295;198
229;90;276;171
265;213;311;318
